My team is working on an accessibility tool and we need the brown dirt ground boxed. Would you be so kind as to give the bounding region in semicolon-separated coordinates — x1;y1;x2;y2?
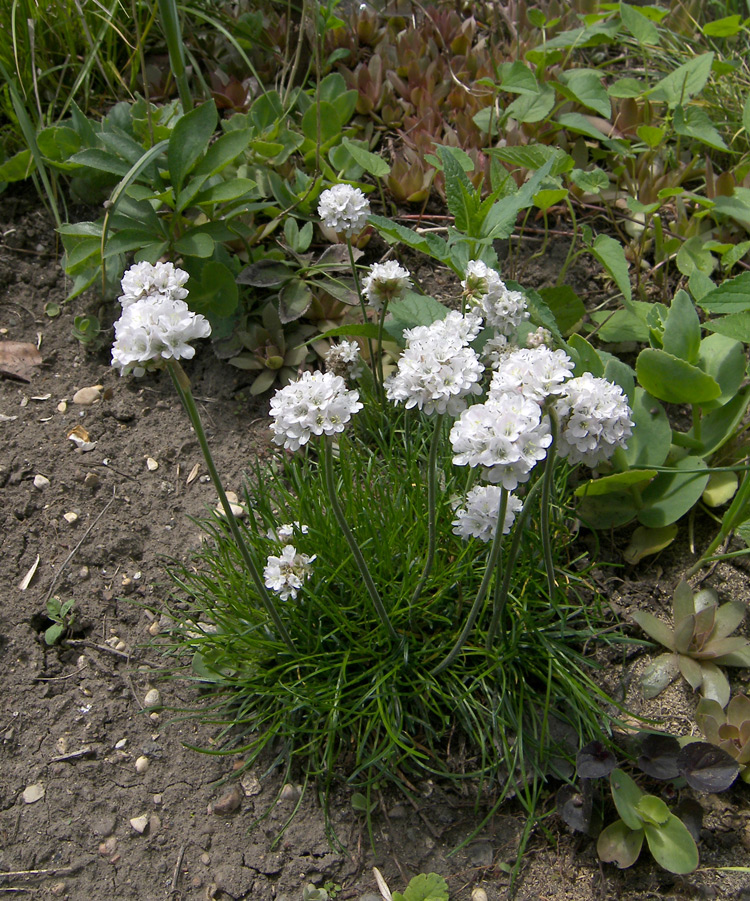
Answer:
2;185;750;901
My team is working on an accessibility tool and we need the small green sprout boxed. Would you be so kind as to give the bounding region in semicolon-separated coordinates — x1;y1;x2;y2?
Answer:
44;597;76;645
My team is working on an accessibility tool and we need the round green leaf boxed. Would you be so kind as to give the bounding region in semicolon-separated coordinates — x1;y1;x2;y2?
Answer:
597;820;644;868
623;523;678;564
637;456;709;527
643;815;699;874
636;348;721;405
623;388;671;468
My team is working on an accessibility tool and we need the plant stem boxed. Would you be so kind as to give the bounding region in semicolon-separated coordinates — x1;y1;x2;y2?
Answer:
485;476;546;651
346;238;378;393
322;436;399;646
410;413;444;606
167;361;295;651
431;487;509;676
540;409;559;608
686;464;750;577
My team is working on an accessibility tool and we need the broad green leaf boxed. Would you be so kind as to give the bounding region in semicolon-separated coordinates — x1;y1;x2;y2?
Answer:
533;188;568;211
386;292;447;341
575;470;658;497
567;334;604;377
168;101;218;193
173;230;215;258
192;178;257;206
603;357;635;400
674;106;728;152
637;796;670;827
678;654;704;690
497;61;540;94
696;270;750;313
714;190;750;231
539;285;586;333
278;279;312;323
676;236;716;277
558;69;611;117
557;112;617;141
623;388;671;468
699;661;731;707
576;491;637;529
609;77;645;98
589;305;650;343
620;2;660;44
662;290;700;363
68;148;131;176
648;53;714;108
697;333;745;408
504;84;556;124
301;101;342;145
0;149;33;182
636;348;720;405
703;15;742;37
369;215;451;267
441;147;479;232
37;125;82;163
488;144;572;175
597;820;644;869
637;124;665;148
721;240;750;272
702;470;738;507
688;269;716;302
187;261;239;318
643;816;699;874
703;311;750;343
192;129;254;178
610;769;644;831
570;167;609;193
623;524;678;564
590;234;632;306
341;138;390;178
396;872;449;901
637;456;710;527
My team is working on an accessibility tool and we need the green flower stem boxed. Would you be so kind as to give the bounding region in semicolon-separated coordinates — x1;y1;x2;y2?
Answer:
686;466;750;577
322;436;399;646
346;238;379;395
485;476;546;652
540;409;559;607
167;361;296;652
410;413;444;607
431;487;509;677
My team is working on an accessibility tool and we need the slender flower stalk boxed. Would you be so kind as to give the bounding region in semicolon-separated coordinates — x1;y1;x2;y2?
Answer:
410;413;444;606
431;487;509;676
346;238;378;392
539;408;560;607
168;362;296;651
322;436;399;646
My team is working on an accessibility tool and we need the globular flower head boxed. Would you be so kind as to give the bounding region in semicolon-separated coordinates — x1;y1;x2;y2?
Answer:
325;340;363;380
385;311;484;416
554;373;634;467
489;346;574;405
450;393;552;490
462;260;529;336
119;261;189;308
111;295;211;377
263;544;315;601
527;326;552;349
452;486;523;542
317;184;371;237
269;370;363;451
362;261;412;311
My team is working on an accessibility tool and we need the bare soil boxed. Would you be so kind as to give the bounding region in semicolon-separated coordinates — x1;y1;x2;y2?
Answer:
2;186;750;901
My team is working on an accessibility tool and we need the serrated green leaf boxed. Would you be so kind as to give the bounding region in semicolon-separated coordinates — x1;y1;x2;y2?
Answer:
696;270;750;313
341;138;390;177
703;311;750;343
396;872;449;901
504;84;556;124
570;167;609;193
489;144;572;174
703;14;742;37
558;69;612;117
674;106;728;152
620;2;660;44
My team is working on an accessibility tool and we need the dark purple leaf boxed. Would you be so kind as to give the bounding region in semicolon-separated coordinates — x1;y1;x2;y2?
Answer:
675;798;704;843
576;741;617;779
637;733;681;780
676;741;739;792
556;781;594;834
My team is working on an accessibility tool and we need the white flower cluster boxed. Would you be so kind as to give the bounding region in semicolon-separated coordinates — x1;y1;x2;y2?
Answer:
462;259;529;335
385;311;484;416
362;261;411;311
267;521;309;544
317;184;371;236
269;370;363;451
263;545;315;601
450;393;552;490
111;263;211;377
325;340;363;380
489;346;574;405
452;486;523;542
118;260;189;307
553;372;634;467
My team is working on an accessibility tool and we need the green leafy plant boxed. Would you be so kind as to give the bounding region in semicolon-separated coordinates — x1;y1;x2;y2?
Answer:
44;597;76;646
696;694;750;783
71;314;101;347
373;868;449;901
632;580;750;707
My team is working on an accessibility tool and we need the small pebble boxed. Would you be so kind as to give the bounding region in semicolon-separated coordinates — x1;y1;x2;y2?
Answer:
472;890;488;901
72;385;102;405
146;457;159;471
153;794;163;806
148;620;160;636
99;837;118;857
50;882;66;897
143;688;161;709
33;474;50;489
201;853;211;865
130;814;149;834
149;814;161;835
63;511;78;524
210;784;243;816
83;472;100;489
279;783;302;802
57;400;67;413
114;738;128;750
135;756;150;774
22;783;45;804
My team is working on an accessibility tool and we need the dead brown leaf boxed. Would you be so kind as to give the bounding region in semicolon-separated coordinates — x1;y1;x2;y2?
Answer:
0;341;43;382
